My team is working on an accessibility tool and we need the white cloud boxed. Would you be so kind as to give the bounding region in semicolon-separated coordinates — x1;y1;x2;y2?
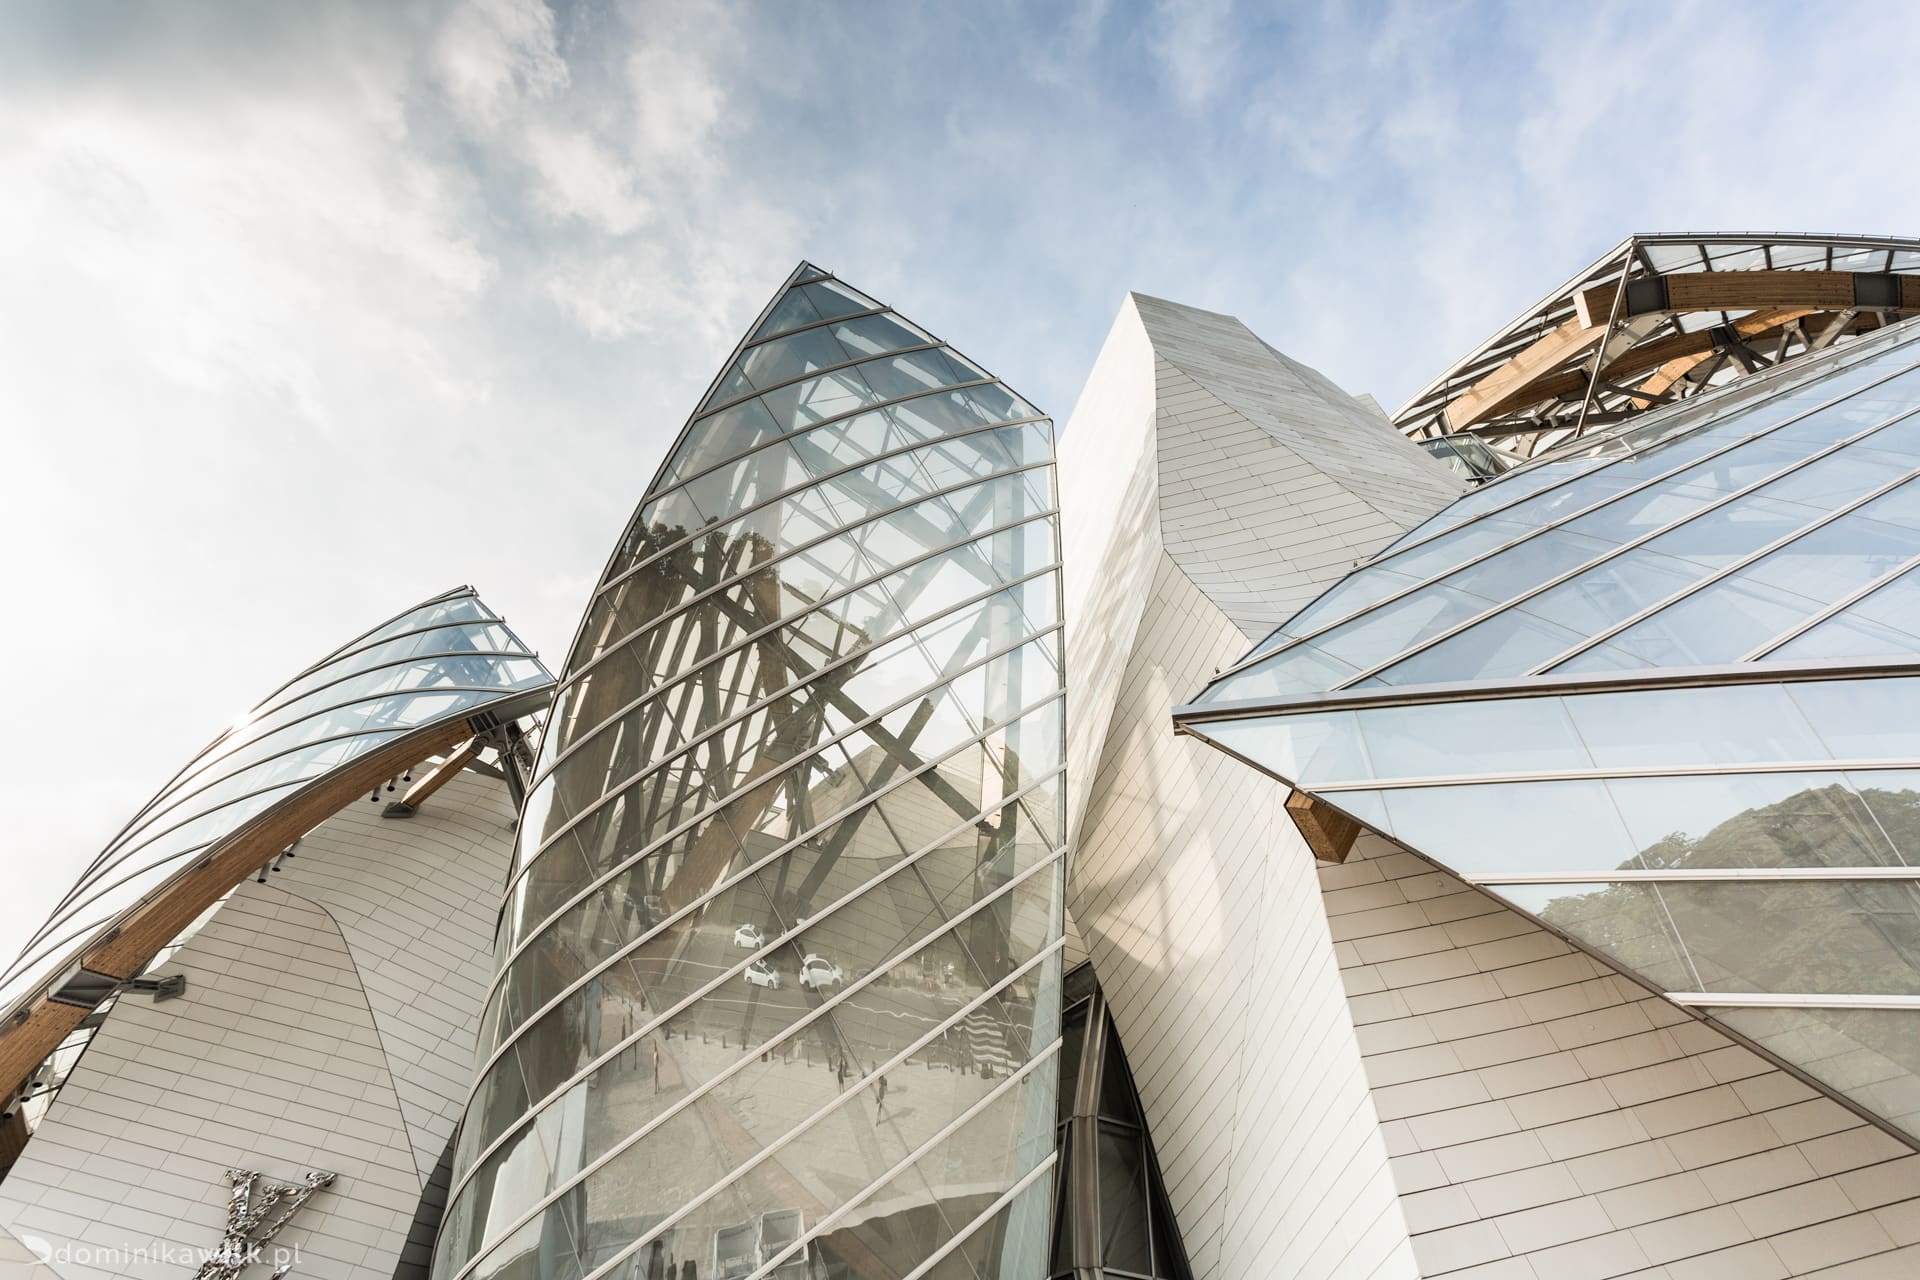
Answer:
430;0;568;128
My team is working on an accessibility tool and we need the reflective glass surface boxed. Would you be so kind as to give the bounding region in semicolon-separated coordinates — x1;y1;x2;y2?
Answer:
0;588;552;1019
1706;1006;1920;1142
434;266;1064;1280
1201;319;1920;702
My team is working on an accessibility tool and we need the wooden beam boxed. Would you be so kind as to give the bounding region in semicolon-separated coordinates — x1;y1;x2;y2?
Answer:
1578;271;1920;327
1286;790;1361;864
1444;317;1604;431
1630;310;1871;407
0;722;470;1094
384;738;485;816
1511;307;1819;408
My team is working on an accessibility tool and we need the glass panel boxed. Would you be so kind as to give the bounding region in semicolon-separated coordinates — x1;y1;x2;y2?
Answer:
1790;679;1920;760
1773;567;1920;659
1605;773;1899;870
1098;1126;1152;1271
1706;1006;1920;1142
1201;711;1368;787
1357;699;1589;780
1564;684;1827;767
1497;883;1697;990
1377;781;1638;876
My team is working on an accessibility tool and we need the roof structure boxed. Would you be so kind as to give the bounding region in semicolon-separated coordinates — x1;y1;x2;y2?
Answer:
1396;233;1920;460
0;587;553;1100
1176;313;1920;1146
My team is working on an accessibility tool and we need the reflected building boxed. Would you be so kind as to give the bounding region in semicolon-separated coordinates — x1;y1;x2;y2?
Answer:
433;265;1065;1280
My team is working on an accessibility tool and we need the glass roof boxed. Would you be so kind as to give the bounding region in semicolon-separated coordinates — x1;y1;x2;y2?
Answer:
1393;233;1920;461
1178;304;1920;1144
0;586;553;1019
1196;315;1920;707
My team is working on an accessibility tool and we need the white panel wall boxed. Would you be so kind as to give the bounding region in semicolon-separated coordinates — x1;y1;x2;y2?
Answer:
1070;556;1415;1278
1059;290;1459;1278
0;763;516;1280
1324;830;1920;1279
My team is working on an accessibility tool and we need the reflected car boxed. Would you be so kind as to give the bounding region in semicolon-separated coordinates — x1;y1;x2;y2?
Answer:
744;958;781;990
733;923;766;949
712;1220;757;1279
798;955;844;991
757;1208;809;1278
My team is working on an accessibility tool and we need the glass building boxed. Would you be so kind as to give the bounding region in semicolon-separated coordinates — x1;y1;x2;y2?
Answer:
1178;300;1920;1147
435;264;1066;1280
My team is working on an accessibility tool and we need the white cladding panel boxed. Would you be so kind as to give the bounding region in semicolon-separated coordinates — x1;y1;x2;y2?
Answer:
0;764;516;1280
1327;830;1920;1278
1061;292;1435;1278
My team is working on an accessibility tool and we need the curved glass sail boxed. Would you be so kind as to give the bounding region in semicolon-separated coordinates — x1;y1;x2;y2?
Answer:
1;583;556;1113
434;265;1065;1280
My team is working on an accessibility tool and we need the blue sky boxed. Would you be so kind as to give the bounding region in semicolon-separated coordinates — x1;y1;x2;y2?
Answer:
1;0;1910;956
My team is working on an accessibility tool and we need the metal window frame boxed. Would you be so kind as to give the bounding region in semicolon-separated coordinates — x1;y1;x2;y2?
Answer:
473;758;1065;1117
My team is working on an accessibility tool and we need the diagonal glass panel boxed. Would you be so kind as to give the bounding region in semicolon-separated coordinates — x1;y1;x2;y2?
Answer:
1706;1006;1920;1144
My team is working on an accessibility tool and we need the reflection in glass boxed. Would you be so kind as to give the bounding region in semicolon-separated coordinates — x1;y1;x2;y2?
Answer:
434;266;1063;1280
1707;1005;1920;1144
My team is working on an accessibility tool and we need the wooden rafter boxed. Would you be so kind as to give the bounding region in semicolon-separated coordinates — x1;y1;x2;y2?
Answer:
1443;317;1605;431
1576;271;1920;328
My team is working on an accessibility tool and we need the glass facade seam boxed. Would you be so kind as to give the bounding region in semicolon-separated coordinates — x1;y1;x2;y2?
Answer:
473;686;1067;1090
434;264;1064;1280
487;622;1064;993
446;868;1066;1280
1747;554;1920;660
1227;325;1920;675
1206;325;1920;694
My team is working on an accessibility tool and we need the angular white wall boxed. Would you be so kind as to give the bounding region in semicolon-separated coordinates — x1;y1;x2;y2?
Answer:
1060;292;1459;1278
0;763;515;1280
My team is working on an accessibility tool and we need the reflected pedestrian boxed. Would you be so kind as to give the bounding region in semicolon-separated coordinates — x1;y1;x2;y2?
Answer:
836;1055;848;1090
876;1074;888;1116
651;1039;661;1093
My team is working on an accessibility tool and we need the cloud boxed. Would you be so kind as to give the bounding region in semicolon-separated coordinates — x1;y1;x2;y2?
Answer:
430;0;568;128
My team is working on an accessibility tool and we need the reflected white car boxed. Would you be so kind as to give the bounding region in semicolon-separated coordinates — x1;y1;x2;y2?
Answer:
744;958;781;990
799;955;844;991
733;923;766;949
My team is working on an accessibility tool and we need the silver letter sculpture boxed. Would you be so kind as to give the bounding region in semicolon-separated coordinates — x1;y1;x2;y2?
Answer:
192;1167;336;1279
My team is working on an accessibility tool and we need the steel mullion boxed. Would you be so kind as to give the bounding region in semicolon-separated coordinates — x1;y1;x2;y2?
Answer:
445;807;1065;1246
472;682;1063;1103
1746;553;1920;661
576;458;1053;695
565;963;1065;1280
1310;757;1920;793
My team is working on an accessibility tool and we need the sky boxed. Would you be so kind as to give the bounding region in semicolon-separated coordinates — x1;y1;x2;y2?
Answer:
1;0;1913;962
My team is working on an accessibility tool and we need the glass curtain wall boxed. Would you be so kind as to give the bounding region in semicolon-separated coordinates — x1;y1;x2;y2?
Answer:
434;264;1065;1280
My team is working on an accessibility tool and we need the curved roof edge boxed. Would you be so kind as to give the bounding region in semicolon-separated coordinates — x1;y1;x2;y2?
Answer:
0;587;555;1096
